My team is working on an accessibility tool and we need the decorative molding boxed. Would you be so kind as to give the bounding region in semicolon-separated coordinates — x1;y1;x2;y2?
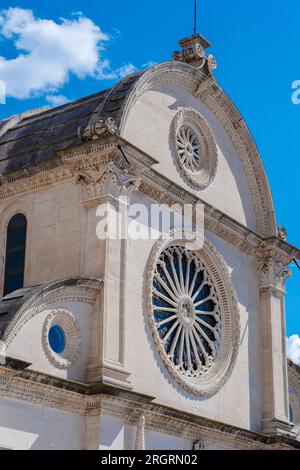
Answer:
42;309;81;370
144;231;240;397
170;107;218;190
0;162;73;200
101;396;298;450
0;364;299;449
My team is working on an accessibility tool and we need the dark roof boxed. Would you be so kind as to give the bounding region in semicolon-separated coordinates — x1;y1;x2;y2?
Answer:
0;285;42;336
0;277;103;337
288;358;300;376
0;71;144;175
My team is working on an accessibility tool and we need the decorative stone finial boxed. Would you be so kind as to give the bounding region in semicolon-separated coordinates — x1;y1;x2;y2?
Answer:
173;34;217;75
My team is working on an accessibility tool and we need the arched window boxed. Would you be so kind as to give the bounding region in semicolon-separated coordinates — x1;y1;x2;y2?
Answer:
3;214;27;297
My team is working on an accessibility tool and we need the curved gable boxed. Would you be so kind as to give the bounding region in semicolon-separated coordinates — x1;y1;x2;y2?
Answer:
118;62;276;237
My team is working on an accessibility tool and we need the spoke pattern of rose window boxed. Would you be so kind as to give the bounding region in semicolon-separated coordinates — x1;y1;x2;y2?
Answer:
152;246;221;377
176;127;202;173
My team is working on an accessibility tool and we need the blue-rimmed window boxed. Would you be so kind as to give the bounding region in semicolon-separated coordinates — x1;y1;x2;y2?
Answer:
3;214;27;297
48;325;66;354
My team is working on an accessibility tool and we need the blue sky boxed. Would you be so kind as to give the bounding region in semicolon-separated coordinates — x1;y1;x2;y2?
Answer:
0;1;299;346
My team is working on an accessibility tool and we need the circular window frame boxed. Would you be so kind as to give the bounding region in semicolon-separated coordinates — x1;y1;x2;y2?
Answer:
170;108;218;190
145;232;240;397
42;309;81;369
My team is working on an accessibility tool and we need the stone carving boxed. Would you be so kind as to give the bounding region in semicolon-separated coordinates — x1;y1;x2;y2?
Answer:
78;117;119;141
170;108;218;190
278;226;288;241
145;231;240;397
75;161;141;199
193;439;206;450
173;35;217;76
258;257;292;292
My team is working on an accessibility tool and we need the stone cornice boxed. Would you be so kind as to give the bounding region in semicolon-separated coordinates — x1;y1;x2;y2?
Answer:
0;362;299;449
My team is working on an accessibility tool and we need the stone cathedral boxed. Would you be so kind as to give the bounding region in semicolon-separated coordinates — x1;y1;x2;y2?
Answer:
0;34;299;451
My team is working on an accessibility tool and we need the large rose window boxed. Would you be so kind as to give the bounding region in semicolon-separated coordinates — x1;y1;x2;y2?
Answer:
146;236;240;397
153;246;221;376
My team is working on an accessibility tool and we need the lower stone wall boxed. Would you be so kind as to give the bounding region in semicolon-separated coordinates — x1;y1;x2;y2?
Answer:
0;397;84;450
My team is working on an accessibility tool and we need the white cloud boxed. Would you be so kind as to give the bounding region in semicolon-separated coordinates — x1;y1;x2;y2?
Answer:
287;335;300;366
46;94;69;106
0;8;137;100
142;60;157;68
97;63;137;81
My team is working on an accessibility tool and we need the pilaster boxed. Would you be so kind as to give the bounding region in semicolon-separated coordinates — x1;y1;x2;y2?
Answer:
76;156;141;389
257;247;295;437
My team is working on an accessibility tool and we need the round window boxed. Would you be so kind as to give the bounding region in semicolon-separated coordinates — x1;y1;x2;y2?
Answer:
48;325;66;354
152;245;220;377
42;309;81;369
176;127;203;173
146;234;240;397
171;108;218;189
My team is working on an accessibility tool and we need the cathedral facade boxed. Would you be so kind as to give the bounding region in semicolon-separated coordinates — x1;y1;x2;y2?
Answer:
0;35;299;450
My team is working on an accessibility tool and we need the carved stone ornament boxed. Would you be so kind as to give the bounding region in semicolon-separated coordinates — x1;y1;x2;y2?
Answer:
78;117;119;141
193;439;206;451
42;309;81;370
173;35;217;75
258;257;292;292
170;108;218;190
278;226;288;241
145;231;240;397
75;161;141;199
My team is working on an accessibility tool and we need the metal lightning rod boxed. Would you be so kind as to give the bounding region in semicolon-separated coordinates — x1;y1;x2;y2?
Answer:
194;0;197;36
